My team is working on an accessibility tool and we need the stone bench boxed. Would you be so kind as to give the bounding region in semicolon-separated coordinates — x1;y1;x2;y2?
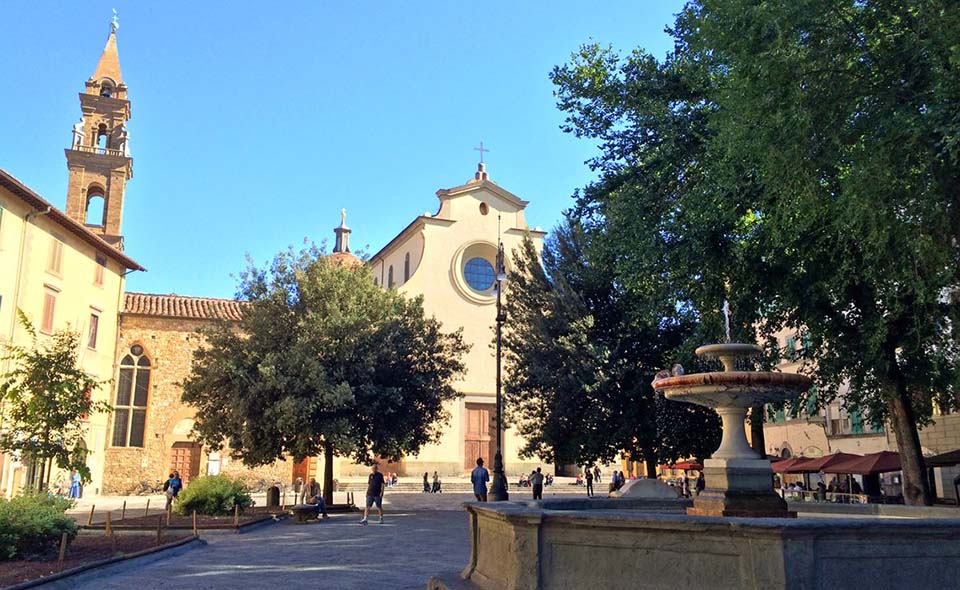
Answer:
291;504;321;523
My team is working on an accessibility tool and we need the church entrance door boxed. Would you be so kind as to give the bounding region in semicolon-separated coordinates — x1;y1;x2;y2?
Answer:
292;457;313;486
464;403;496;470
170;442;201;485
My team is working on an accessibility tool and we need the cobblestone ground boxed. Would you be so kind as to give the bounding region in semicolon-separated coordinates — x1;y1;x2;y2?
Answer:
53;492;573;590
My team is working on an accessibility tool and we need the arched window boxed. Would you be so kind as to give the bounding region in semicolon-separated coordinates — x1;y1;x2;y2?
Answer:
404;253;411;282
112;346;150;447
85;192;105;226
388;266;394;288
96;124;109;150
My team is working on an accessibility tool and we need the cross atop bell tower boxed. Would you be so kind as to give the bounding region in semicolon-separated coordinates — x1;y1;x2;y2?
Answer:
64;13;133;248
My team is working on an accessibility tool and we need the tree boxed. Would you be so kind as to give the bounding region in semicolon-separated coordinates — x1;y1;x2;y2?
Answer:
0;313;107;491
182;245;468;504
502;223;720;477
551;1;960;504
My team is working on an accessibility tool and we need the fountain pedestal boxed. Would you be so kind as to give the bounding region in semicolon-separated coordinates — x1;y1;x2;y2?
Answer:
653;344;812;519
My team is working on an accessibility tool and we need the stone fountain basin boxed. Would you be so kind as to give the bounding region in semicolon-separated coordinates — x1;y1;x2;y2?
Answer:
457;499;960;590
654;371;812;409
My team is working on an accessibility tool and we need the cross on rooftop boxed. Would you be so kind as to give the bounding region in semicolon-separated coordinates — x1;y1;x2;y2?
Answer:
474;141;490;164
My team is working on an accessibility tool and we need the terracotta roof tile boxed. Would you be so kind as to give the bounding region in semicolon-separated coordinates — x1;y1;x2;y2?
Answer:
124;292;244;321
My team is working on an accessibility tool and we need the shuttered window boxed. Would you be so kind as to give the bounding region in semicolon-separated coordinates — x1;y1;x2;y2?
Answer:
94;253;107;286
47;237;63;275
41;289;57;333
111;349;150;447
87;312;99;349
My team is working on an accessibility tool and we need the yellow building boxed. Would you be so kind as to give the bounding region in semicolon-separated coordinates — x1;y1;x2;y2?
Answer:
0;169;144;497
356;162;548;477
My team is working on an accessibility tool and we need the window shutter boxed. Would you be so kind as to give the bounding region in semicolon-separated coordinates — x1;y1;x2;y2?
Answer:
41;292;56;332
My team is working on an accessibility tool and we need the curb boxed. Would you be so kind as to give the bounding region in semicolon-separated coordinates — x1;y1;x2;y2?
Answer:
1;536;205;590
81;513;282;534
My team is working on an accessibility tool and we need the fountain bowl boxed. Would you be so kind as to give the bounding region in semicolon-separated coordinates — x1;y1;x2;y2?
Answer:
653;371;813;409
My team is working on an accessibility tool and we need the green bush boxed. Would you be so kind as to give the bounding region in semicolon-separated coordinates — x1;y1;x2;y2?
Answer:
0;493;77;560
175;475;252;516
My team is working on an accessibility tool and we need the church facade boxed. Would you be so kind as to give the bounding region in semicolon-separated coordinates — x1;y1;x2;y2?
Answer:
1;22;549;496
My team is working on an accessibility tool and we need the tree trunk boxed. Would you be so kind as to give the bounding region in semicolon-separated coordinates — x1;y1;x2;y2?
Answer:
322;442;335;506
887;387;933;506
749;404;766;459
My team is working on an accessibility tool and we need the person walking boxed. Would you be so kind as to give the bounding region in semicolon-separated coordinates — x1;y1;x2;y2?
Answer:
695;473;705;496
594;466;601;483
68;471;82;499
360;464;386;525
530;467;545;500
423;472;430;493
164;470;183;511
585;468;594;497
432;471;442;493
471;457;490;502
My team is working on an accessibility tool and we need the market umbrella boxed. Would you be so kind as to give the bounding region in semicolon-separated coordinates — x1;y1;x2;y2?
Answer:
925;449;960;468
670;461;703;471
789;452;862;473
771;457;806;473
822;451;901;475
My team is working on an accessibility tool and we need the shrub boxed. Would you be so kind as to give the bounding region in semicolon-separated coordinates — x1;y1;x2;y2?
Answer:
175;475;252;516
0;493;77;560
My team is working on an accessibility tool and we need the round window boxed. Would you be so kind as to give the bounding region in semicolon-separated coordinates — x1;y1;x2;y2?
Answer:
464;257;495;292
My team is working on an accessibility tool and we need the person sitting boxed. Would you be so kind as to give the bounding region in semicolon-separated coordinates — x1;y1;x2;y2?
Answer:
519;474;528;488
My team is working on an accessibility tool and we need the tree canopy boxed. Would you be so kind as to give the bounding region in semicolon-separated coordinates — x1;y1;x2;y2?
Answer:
549;0;960;504
182;245;468;503
0;314;107;490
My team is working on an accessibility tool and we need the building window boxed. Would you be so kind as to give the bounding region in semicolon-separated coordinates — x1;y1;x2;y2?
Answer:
112;347;150;447
464;257;495;292
41;287;58;333
87;311;100;349
404;253;410;282
388;266;394;288
374;277;379;287
47;237;64;275
94;253;107;286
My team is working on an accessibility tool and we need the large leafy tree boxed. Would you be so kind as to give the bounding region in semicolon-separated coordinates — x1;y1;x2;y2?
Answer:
551;1;960;504
502;223;720;476
183;245;468;504
0;314;107;490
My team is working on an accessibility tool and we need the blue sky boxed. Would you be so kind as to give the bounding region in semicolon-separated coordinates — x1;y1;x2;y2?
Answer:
1;1;684;298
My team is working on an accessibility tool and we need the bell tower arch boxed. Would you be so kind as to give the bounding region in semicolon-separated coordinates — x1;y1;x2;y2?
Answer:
64;15;133;248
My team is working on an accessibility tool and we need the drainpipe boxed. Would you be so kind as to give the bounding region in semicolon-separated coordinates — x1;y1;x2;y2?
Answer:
0;206;51;498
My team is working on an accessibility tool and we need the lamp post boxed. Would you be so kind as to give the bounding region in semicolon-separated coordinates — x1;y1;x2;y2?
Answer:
490;241;509;501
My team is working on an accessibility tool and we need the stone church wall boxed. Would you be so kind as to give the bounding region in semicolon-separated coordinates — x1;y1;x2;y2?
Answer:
102;313;290;493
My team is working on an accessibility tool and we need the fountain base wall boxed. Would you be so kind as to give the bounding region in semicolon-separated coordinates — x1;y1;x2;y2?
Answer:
458;501;960;590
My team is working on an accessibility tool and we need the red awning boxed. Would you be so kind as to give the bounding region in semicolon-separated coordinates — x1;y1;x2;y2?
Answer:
669;461;703;471
788;452;862;473
822;451;901;475
771;457;806;473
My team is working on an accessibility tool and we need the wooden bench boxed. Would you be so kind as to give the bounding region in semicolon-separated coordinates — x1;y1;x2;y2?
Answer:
291;504;321;523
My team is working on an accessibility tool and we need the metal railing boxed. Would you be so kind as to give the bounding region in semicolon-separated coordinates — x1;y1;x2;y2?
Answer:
781;489;870;504
71;144;126;157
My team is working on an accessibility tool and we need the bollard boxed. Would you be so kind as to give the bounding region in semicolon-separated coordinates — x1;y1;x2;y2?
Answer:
87;504;96;526
233;504;240;528
156;515;162;546
57;532;68;572
144;498;150;517
121;500;126;521
281;490;286;511
166;506;171;526
104;511;112;536
193;510;198;538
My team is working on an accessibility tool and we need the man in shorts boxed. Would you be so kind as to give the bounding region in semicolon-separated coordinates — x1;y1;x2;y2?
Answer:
360;464;386;525
471;457;490;502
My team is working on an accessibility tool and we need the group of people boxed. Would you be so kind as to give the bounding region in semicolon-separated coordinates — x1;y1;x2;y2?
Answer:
422;471;443;493
163;470;183;510
518;470;553;488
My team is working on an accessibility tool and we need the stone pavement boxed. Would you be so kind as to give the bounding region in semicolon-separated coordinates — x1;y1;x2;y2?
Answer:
49;493;544;590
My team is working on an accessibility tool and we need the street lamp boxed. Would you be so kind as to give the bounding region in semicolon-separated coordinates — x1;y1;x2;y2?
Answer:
491;241;509;501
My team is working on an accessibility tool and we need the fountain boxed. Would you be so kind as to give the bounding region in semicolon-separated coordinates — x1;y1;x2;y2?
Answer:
652;342;811;517
440;335;960;590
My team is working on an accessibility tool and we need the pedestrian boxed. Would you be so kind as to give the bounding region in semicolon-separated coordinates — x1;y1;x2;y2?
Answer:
432;471;442;493
585;468;594;497
164;470;183;511
423;472;430;493
360;464;386;525
69;471;82;499
471;457;490;502
695;473;705;496
594;466;601;483
303;477;329;519
530;467;545;500
681;477;690;498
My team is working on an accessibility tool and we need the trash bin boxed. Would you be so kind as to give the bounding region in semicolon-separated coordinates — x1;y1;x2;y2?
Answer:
266;485;281;507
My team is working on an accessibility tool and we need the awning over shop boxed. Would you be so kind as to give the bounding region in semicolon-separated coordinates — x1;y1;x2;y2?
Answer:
924;449;960;468
822;451;901;475
789;452;862;473
771;457;806;473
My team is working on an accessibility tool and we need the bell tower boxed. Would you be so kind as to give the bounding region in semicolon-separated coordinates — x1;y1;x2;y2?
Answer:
64;12;133;248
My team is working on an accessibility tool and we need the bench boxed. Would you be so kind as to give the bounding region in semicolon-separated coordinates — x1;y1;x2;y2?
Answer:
291;504;321;523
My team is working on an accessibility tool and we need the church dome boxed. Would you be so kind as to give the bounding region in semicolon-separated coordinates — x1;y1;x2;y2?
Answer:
328;250;362;267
